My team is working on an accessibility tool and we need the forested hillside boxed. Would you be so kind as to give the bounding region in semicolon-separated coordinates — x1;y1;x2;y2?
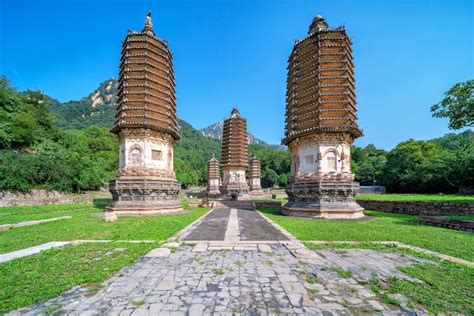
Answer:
48;79;117;129
1;75;472;193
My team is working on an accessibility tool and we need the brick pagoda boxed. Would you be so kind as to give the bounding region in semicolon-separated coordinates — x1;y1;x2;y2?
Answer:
282;15;364;219
207;154;221;195
220;108;249;197
105;12;182;221
248;155;264;195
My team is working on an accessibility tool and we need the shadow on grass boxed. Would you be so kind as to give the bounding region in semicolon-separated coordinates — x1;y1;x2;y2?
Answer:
92;198;110;210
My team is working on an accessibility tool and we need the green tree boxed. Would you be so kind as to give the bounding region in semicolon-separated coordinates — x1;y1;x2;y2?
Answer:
261;168;278;188
174;158;200;188
0;77;58;149
381;140;450;193
351;145;387;185
277;173;289;187
431;79;474;130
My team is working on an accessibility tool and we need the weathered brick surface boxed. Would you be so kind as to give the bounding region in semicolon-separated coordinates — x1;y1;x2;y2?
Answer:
357;200;474;216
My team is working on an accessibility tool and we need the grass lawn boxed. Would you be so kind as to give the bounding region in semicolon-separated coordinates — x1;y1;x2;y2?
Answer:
0;203;210;254
447;214;474;221
305;243;474;314
0;242;157;314
0;204;94;225
356;193;474;203
259;208;474;262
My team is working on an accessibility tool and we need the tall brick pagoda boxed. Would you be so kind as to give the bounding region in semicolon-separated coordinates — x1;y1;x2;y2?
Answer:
220;107;249;197
282;15;364;219
105;12;182;221
207;155;221;195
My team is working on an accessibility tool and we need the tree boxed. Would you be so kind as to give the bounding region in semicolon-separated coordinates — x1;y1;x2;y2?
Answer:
431;80;474;130
351;145;387;185
0;77;58;149
277;173;289;187
261;168;278;188
381;140;450;193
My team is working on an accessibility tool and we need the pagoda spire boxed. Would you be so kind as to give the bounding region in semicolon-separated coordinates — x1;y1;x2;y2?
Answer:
143;11;155;35
308;14;328;35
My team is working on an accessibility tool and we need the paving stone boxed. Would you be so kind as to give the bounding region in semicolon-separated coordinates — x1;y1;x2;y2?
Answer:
367;299;385;311
258;244;272;253
192;243;208;252
145;248;171;258
163;242;180;248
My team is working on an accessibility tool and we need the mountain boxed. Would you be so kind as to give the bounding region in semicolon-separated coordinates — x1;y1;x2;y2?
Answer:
49;78;286;149
48;79;117;129
199;121;267;145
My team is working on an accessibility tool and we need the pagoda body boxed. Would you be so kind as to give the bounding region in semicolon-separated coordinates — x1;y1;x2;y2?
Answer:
248;155;266;198
219;108;249;197
105;12;182;220
207;155;221;195
282;15;364;219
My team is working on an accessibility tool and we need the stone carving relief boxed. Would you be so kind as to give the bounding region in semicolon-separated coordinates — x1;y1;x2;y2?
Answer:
129;145;143;165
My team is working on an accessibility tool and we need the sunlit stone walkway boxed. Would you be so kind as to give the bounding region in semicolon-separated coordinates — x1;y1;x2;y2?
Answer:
10;203;429;315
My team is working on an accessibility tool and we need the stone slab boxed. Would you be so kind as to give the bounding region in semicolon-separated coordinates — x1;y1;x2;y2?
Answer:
0;216;72;231
192;243;208;252
0;242;71;263
258;244;272;253
144;248;171;258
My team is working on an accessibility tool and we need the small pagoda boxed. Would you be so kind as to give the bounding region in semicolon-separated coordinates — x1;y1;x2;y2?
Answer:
248;155;265;196
219;107;249;197
207;155;221;195
282;15;364;219
105;12;182;220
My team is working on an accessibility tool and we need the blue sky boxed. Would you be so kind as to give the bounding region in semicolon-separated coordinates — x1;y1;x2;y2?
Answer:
0;0;472;149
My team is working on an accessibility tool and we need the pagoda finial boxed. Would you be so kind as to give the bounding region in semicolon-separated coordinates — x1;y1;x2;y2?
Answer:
230;107;240;118
143;11;155;35
308;14;328;35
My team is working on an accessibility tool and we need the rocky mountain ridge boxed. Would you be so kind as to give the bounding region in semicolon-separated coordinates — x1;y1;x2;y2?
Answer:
199;121;266;145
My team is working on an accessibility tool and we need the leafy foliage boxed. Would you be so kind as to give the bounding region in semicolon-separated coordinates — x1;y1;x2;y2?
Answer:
381;140;448;193
0;77;58;149
351;145;387;185
431;79;474;130
249;144;290;188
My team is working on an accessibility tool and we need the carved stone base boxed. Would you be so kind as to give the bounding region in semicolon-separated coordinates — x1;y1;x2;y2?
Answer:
283;180;364;219
208;189;221;195
220;182;250;196
105;177;182;220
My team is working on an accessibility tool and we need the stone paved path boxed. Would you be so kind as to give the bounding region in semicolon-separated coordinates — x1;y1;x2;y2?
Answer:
183;205;288;243
9;203;430;315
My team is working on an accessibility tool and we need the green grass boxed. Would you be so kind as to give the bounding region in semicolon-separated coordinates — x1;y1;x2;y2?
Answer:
388;261;474;314
0;242;156;314
259;208;474;262
331;267;353;278
355;193;474;203
306;242;474;314
0;204;96;225
0;204;210;254
447;215;474;221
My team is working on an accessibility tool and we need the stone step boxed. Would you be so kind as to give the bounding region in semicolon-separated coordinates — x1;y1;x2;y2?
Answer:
215;200;255;209
192;242;273;253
